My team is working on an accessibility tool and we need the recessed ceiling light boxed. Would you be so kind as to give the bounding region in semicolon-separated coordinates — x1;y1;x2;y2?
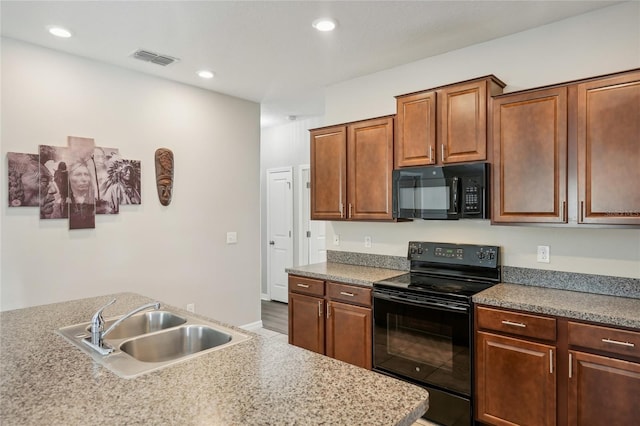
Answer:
197;70;215;79
48;26;72;38
312;18;337;32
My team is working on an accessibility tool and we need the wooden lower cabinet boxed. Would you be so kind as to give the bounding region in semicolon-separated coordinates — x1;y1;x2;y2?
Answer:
568;350;640;425
288;292;324;354
476;331;556;426
326;301;372;369
476;305;640;426
288;275;373;369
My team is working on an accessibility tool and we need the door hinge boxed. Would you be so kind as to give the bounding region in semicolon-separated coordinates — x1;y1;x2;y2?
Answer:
306;231;311;238
289;230;292;237
306;181;310;189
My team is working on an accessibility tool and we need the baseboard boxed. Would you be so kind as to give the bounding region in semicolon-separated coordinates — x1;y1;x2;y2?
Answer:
240;320;263;331
260;293;270;301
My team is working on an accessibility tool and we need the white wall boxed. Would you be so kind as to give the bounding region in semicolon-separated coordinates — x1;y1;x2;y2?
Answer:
324;2;640;279
1;38;262;326
260;116;324;295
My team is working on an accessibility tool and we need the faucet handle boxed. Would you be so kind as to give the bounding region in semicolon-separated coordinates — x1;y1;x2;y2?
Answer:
90;298;116;332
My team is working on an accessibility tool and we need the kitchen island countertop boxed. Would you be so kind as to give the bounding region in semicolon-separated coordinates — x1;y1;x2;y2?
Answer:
0;293;428;425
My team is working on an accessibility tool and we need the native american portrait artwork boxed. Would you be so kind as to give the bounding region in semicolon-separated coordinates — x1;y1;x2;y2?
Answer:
7;135;141;230
155;148;174;206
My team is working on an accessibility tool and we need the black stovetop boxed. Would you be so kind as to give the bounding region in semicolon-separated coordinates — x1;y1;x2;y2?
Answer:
375;272;496;300
374;241;501;301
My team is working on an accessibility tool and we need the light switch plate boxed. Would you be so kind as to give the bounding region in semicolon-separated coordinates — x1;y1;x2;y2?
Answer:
364;236;372;248
226;232;237;244
333;234;340;246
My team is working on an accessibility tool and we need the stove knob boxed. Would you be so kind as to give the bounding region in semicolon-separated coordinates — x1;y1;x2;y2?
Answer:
477;251;486;260
417;248;423;255
488;251;495;260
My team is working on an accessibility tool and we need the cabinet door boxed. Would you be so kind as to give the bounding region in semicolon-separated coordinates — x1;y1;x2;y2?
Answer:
395;91;437;167
347;117;394;220
310;125;347;220
492;87;568;223
325;301;372;369
568;351;640;425
288;292;325;354
577;71;640;224
476;331;556;426
439;80;488;164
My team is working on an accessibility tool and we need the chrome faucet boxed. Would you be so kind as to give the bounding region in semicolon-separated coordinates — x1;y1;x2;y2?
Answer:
85;299;160;355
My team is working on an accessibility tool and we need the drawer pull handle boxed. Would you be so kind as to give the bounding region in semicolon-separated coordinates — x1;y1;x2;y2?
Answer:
501;320;526;328
318;301;322;317
297;283;310;288
340;291;355;297
549;349;553;374
602;338;635;348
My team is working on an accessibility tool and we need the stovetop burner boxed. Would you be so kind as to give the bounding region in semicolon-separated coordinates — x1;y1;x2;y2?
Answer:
374;241;501;301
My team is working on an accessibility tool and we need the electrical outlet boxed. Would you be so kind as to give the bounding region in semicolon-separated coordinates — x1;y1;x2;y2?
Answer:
364;236;372;248
333;234;340;246
186;303;195;313
537;246;550;263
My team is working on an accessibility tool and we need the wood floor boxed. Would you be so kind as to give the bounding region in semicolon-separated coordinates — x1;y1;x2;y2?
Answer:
261;300;288;335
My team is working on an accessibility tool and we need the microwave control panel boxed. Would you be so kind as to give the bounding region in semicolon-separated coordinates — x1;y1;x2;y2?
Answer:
462;177;484;215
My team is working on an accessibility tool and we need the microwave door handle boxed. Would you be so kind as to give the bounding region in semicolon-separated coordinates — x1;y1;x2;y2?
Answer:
451;177;459;215
412;177;419;217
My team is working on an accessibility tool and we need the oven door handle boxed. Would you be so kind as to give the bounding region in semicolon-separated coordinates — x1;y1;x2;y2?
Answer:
373;292;468;313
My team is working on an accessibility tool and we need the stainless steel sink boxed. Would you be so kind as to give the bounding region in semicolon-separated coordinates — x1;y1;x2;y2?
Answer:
87;311;187;339
120;325;232;362
58;309;251;379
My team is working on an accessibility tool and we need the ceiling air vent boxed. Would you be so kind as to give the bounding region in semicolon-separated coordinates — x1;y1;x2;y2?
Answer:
132;49;179;66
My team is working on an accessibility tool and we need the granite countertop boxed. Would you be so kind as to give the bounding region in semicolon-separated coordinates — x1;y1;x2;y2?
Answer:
288;260;639;331
0;293;428;425
474;283;640;330
286;262;406;287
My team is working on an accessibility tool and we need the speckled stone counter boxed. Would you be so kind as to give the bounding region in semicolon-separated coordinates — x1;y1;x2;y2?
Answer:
474;283;640;330
286;262;406;287
0;293;428;425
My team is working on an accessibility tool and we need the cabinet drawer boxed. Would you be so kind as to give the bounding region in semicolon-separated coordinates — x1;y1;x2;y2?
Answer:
288;275;324;297
476;306;556;341
327;282;372;307
568;321;640;359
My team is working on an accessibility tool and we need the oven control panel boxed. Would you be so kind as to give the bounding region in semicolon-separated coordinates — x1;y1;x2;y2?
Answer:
408;241;499;268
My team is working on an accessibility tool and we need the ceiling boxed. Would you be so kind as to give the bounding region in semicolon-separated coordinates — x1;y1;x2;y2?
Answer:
1;1;622;128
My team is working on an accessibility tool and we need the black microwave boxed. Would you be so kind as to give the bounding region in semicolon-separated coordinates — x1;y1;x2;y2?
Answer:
392;162;489;220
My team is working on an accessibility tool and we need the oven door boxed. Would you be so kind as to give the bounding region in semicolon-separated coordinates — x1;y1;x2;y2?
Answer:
373;289;472;425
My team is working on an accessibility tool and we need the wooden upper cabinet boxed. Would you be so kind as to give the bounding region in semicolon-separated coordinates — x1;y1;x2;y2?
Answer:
310;125;347;220
492;87;568;223
310;116;394;221
576;70;640;225
395;91;436;167
347;116;394;220
395;76;504;167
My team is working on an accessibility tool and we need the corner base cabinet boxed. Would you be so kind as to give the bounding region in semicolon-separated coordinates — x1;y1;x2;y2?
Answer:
288;275;372;369
475;305;640;426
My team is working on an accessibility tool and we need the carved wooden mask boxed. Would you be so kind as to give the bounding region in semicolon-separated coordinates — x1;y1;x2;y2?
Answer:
155;148;174;206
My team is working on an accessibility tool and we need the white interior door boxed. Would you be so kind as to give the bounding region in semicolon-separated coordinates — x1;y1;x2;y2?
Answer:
267;167;293;303
299;165;326;266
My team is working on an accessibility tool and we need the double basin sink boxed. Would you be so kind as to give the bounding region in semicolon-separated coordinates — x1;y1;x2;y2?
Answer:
58;308;251;378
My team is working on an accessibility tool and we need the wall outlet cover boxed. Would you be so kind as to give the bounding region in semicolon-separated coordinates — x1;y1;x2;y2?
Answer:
537;245;550;263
